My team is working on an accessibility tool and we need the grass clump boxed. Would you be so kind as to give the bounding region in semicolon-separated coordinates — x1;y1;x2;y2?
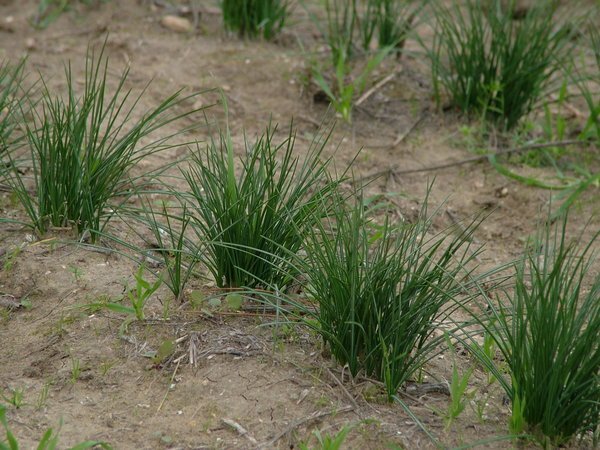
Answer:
182;121;339;289
467;214;600;446
577;25;600;143
221;0;288;40
293;189;482;400
2;44;203;241
309;0;424;122
321;0;357;65
430;0;575;130
359;0;423;55
0;59;26;158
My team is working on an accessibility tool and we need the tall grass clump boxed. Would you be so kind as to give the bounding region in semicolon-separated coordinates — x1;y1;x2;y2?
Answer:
221;0;288;40
309;0;425;122
182;122;339;290
321;0;357;65
0;59;26;157
293;189;482;400
467;214;600;446
430;0;575;130
2;44;204;241
359;0;425;54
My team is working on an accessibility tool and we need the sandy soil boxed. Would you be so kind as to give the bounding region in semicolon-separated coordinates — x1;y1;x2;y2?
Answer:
0;1;598;449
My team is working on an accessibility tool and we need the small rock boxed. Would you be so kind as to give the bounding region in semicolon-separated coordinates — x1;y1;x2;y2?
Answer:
25;37;35;50
495;186;509;198
474;196;499;209
160;15;192;33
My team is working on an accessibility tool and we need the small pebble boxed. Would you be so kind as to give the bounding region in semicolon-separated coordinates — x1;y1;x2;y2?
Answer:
25;37;36;50
495;186;509;198
160;15;192;33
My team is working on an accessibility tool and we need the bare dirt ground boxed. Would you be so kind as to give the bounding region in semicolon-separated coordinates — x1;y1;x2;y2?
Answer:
0;1;599;449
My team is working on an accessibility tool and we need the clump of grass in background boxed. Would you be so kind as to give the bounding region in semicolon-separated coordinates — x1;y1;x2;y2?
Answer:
429;0;575;130
2;43;204;241
308;0;424;121
0;59;26;158
182;121;340;290
467;214;600;446
359;0;424;56
309;0;397;121
577;25;600;143
370;0;414;53
290;188;482;400
306;0;359;119
321;0;357;65
221;0;288;40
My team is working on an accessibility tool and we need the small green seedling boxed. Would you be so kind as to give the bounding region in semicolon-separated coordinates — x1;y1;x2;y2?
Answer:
225;293;243;310
36;382;50;411
102;265;162;321
312;46;391;122
471;327;498;385
0;388;24;409
2;246;22;272
70;357;81;383
150;339;175;366
432;335;474;429
68;265;84;283
445;363;474;429
299;424;353;450
509;388;526;436
189;290;204;309
98;360;116;377
470;393;489;424
126;265;162;320
1;403;112;449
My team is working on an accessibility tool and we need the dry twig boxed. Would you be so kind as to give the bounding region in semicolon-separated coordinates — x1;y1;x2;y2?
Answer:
260;405;354;448
356;68;403;107
156;357;182;413
222;418;259;445
325;367;359;410
359;139;582;183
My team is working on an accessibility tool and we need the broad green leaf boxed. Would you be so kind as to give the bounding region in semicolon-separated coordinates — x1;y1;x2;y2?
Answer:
208;297;221;308
225;293;243;310
152;340;175;365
